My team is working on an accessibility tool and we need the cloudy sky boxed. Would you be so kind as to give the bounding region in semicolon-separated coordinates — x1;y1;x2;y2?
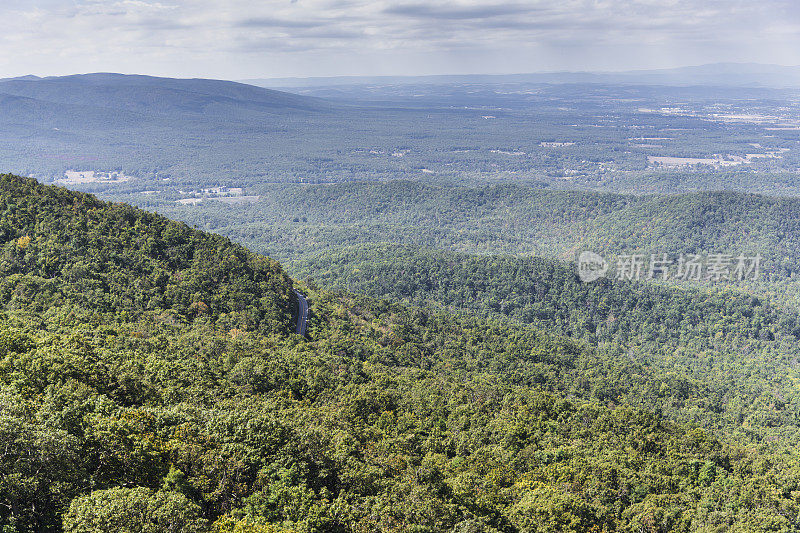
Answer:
1;0;799;80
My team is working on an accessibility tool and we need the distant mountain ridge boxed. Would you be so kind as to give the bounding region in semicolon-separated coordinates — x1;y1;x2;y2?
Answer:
244;62;800;89
0;72;330;116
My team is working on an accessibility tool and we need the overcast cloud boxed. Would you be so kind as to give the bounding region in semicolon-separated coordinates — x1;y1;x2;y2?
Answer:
1;0;799;79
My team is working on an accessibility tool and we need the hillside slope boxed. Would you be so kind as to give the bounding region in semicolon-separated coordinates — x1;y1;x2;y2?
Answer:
0;174;295;333
0;176;798;532
167;181;800;282
291;244;800;439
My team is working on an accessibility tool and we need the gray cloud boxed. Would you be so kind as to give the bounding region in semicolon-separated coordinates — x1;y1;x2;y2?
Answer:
1;0;799;78
384;2;540;20
235;17;326;29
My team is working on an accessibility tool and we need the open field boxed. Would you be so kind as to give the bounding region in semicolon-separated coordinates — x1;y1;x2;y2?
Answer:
56;170;132;185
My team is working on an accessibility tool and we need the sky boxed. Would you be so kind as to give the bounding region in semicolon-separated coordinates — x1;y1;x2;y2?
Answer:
1;0;800;80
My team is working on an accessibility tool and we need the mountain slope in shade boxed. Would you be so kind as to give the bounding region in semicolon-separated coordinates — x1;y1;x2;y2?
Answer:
0;73;331;117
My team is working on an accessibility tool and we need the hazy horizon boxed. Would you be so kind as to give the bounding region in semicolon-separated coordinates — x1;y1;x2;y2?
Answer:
4;61;800;86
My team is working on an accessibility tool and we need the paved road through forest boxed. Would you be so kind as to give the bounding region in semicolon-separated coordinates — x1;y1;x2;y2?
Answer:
295;290;309;335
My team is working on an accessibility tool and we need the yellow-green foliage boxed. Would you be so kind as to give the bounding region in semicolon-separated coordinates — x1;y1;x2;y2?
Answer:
0;176;799;532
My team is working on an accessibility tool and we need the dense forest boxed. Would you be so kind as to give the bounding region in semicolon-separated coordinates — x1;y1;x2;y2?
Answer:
290;244;800;441
160;181;800;301
290;244;798;347
0;175;295;333
2;174;800;532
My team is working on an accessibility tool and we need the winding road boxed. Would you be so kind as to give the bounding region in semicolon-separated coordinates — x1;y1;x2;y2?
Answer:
295;290;309;336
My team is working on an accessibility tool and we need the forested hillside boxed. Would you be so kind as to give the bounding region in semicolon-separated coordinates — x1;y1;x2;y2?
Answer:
165;181;800;283
1;175;800;532
291;244;799;346
0;174;295;333
291;244;800;440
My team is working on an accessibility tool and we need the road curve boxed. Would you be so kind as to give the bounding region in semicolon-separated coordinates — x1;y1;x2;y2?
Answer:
294;289;309;336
